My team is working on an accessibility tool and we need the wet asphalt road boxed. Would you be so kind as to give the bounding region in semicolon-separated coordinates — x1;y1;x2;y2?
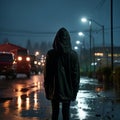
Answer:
0;74;120;120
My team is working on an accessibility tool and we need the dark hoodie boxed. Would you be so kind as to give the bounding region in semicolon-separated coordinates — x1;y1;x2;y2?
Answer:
53;27;72;53
44;27;80;101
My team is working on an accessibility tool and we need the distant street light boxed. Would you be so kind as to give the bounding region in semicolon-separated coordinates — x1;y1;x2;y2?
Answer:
35;51;39;56
75;40;81;53
77;34;88;75
76;40;81;45
75;40;82;64
74;46;78;50
78;32;84;37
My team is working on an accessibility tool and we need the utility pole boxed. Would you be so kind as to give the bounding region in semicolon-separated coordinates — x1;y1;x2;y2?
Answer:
89;21;92;73
111;0;114;71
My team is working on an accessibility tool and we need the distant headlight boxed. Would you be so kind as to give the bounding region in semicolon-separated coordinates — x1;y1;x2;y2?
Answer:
26;57;30;61
38;62;41;65
42;63;45;66
13;60;16;64
34;61;37;64
18;56;22;61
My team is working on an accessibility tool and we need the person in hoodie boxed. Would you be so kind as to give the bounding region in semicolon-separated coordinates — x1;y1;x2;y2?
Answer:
44;27;80;120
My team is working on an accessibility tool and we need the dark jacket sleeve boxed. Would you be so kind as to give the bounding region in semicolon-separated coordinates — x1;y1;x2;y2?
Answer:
71;51;80;100
44;50;56;100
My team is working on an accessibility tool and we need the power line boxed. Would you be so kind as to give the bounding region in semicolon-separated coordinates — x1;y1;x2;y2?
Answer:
95;0;106;11
0;26;120;37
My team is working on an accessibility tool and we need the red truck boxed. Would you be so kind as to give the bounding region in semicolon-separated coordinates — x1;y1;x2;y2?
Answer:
0;43;31;78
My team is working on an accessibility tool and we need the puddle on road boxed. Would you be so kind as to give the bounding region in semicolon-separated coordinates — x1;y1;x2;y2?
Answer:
0;76;120;120
70;77;120;120
0;74;52;120
0;90;51;120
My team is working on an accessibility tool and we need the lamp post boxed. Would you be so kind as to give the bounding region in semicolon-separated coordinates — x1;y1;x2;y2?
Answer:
74;41;81;74
89;19;105;48
75;40;81;62
110;0;114;71
81;17;105;49
78;32;88;75
81;17;105;73
81;18;92;73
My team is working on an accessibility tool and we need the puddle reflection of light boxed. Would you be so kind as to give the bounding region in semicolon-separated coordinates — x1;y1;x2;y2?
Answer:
75;91;89;119
17;96;22;111
3;101;10;114
15;75;44;112
38;82;41;89
26;97;30;110
16;84;24;112
34;92;38;110
32;75;43;90
34;81;41;90
95;86;104;92
17;92;38;111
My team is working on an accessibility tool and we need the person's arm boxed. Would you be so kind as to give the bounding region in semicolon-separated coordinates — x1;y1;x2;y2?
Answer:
71;51;80;100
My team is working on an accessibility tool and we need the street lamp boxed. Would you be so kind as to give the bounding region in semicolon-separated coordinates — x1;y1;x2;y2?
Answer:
35;51;39;56
75;40;81;53
81;17;105;48
77;33;88;75
81;17;105;73
81;18;88;23
78;32;84;37
76;40;81;45
75;40;81;63
81;18;92;73
74;46;79;50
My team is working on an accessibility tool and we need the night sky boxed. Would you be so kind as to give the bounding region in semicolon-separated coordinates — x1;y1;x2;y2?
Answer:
0;0;120;48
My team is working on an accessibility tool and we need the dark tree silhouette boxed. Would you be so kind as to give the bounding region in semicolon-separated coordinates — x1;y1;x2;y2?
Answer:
26;39;33;54
3;38;9;44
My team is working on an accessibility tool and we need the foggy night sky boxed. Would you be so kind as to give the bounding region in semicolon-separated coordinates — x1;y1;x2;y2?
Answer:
0;0;120;48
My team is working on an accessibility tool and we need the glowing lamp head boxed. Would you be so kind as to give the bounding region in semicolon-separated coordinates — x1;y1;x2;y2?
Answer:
81;18;88;23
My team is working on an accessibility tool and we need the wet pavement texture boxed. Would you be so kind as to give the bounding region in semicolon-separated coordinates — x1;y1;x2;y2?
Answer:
0;74;120;120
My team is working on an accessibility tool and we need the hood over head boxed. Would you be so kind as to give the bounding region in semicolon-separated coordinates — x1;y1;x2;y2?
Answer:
53;27;72;53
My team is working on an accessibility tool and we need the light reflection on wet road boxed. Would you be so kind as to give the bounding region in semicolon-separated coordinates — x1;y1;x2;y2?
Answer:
0;74;51;120
0;75;120;120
